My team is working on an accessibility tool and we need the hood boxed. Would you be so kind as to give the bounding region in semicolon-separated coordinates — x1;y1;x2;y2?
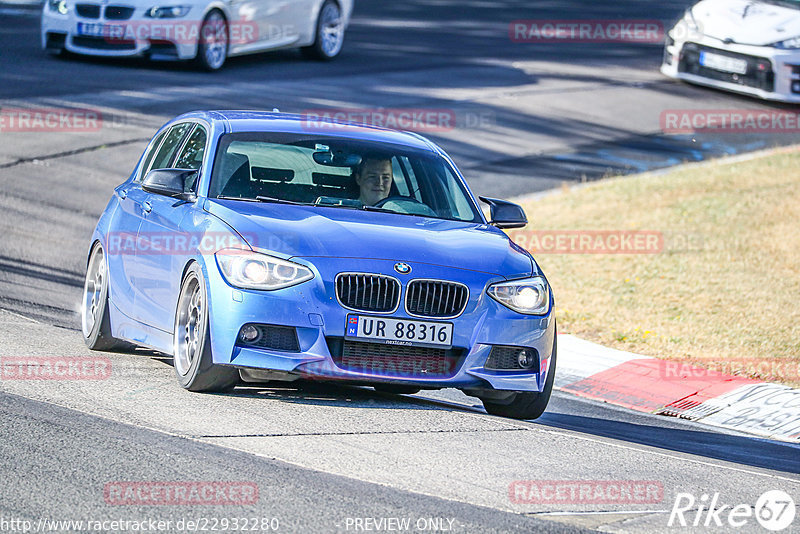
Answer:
690;0;800;46
205;199;533;277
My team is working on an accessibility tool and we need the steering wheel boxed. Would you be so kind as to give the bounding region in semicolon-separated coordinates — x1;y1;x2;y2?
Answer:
374;195;425;209
373;196;437;217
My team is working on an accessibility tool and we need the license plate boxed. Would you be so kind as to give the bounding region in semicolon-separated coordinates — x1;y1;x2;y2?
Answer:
77;22;124;38
699;51;747;75
345;315;453;348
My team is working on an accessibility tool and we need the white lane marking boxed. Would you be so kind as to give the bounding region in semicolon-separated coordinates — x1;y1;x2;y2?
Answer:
0;308;40;324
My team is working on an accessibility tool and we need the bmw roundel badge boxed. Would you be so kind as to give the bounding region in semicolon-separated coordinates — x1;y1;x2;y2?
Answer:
394;262;412;274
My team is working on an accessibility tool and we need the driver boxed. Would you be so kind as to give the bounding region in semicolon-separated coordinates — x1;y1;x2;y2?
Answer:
355;157;393;206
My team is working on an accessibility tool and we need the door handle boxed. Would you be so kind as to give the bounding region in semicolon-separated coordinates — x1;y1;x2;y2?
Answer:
142;201;152;214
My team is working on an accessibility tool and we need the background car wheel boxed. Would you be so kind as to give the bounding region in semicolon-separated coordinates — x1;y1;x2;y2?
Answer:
301;0;344;61
173;263;238;392
481;332;557;420
81;243;133;351
373;384;421;395
195;10;228;71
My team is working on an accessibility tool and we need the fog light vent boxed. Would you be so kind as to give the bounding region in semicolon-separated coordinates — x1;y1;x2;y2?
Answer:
237;324;300;352
485;345;539;371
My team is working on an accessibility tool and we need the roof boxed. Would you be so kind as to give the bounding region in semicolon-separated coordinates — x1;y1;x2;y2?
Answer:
171;110;438;152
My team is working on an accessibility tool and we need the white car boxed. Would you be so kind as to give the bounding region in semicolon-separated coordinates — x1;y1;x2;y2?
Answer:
41;0;353;70
661;0;800;103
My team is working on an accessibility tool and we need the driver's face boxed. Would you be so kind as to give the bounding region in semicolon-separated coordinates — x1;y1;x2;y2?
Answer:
356;159;393;206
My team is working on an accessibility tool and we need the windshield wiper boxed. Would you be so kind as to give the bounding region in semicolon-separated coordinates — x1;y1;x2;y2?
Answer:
216;195;310;205
255;196;311;206
216;195;260;202
360;205;399;213
217;195;313;206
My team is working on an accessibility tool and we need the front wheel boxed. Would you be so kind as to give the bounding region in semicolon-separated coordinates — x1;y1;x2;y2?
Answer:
82;243;133;351
481;334;557;420
173;263;238;391
301;0;344;60
195;10;228;71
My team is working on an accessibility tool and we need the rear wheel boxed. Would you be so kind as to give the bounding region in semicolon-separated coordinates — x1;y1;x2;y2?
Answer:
481;334;557;420
173;263;238;391
374;384;421;395
195;10;228;71
301;0;344;60
81;243;133;351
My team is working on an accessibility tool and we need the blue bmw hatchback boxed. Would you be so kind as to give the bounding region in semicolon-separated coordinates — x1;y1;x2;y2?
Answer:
82;110;557;419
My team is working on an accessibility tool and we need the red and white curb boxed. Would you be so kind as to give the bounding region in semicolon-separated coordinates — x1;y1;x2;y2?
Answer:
555;334;800;442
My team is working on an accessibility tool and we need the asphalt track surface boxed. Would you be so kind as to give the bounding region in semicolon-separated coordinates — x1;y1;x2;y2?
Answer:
1;1;799;532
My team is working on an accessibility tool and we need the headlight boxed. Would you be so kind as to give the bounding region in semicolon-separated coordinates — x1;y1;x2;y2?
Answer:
670;8;703;41
48;0;68;15
488;276;550;315
683;8;699;30
773;36;800;49
215;249;314;291
145;5;191;18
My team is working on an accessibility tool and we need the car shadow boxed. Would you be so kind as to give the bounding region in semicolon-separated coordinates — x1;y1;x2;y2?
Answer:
536;411;800;475
231;381;450;411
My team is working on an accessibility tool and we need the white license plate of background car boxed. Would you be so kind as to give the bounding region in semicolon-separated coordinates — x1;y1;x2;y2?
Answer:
346;315;453;348
699;51;747;75
77;23;121;38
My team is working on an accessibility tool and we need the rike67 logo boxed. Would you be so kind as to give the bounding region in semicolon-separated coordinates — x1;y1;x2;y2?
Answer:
668;490;796;531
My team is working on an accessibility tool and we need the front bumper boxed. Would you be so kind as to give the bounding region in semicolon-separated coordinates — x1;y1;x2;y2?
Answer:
203;256;556;393
41;6;201;60
661;33;800;103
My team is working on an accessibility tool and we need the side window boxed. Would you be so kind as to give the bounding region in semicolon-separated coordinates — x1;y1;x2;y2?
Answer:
137;130;167;182
175;126;207;193
175;126;207;171
149;123;191;172
392;157;409;196
440;167;475;220
397;157;421;200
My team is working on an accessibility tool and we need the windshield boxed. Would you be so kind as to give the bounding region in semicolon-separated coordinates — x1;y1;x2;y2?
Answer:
209;133;483;223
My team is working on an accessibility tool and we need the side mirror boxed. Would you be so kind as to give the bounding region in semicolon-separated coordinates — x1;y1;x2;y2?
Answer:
142;168;198;201
479;196;528;229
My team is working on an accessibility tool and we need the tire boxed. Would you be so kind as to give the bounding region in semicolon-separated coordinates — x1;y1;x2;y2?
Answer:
173;263;238;392
194;10;228;71
374;385;421;395
81;242;133;351
481;333;557;420
301;0;344;61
